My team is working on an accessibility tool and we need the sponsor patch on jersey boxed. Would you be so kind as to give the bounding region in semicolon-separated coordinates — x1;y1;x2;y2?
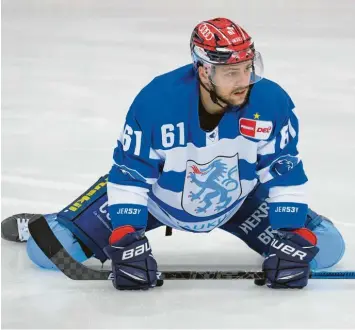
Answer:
239;118;273;140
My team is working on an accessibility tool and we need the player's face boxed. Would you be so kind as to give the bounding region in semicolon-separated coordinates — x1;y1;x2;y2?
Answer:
211;61;253;106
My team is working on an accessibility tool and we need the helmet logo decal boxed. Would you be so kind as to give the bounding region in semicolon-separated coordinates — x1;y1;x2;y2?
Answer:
198;24;214;41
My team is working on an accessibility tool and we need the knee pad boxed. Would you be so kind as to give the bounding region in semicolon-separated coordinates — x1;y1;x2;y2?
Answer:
306;209;345;270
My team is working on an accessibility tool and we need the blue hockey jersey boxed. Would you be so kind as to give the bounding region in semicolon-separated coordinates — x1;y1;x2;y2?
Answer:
107;64;308;232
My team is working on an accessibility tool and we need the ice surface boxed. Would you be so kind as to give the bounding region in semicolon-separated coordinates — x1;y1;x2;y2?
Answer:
2;0;355;328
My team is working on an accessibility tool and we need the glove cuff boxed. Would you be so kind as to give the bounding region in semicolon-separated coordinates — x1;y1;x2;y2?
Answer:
292;228;317;245
109;225;136;245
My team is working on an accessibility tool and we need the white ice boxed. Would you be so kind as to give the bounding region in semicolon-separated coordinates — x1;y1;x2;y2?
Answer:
2;0;355;328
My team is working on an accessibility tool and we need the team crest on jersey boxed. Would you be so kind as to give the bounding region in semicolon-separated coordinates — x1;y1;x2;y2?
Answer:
182;154;242;217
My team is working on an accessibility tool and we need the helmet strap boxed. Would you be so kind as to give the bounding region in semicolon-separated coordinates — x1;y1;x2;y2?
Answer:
198;76;229;110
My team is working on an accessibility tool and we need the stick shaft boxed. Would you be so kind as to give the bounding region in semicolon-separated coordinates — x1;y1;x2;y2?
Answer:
310;271;355;279
159;271;265;280
103;270;355;281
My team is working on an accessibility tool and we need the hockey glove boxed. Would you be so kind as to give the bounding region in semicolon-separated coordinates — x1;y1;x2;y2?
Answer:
261;228;319;289
103;225;160;290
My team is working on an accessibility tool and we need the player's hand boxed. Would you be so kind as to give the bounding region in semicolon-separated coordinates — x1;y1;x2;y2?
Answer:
259;228;319;289
103;225;161;290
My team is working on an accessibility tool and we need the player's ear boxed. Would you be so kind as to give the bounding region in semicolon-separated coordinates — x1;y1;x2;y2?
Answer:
198;66;211;87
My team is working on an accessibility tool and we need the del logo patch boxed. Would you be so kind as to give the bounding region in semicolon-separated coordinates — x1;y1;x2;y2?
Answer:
182;154;242;217
239;118;273;140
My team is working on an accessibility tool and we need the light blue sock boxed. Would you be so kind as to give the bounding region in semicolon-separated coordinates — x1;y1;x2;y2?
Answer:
26;213;88;270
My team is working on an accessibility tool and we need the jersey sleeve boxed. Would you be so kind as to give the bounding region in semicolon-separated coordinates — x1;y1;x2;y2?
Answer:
256;95;308;230
108;94;161;230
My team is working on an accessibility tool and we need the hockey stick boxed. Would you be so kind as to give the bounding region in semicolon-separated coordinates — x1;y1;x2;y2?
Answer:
28;215;355;281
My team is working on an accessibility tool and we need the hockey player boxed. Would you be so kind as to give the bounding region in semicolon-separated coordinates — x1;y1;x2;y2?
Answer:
2;18;345;290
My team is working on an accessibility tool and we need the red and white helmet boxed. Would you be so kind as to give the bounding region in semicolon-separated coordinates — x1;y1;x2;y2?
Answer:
190;18;264;86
